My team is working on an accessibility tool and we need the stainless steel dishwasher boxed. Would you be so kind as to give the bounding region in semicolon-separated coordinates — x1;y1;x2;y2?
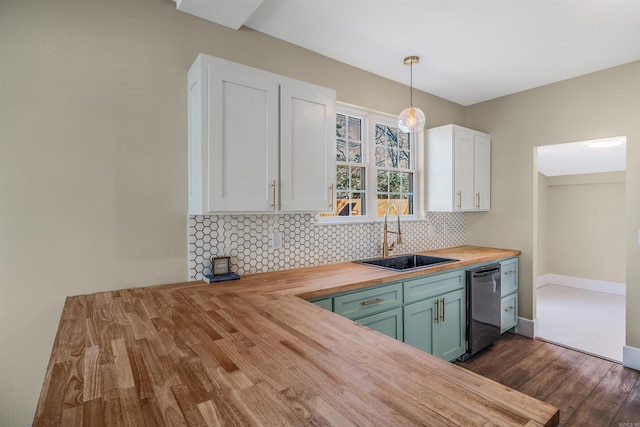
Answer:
465;264;501;359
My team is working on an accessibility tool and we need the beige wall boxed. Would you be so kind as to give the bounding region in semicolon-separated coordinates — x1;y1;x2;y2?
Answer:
3;1;639;424
542;172;626;283
536;172;549;279
0;0;464;424
465;62;640;347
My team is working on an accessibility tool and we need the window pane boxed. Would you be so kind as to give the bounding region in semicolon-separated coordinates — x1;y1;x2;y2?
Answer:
377;195;389;216
337;138;347;162
375;124;385;145
336;114;346;138
336;193;364;216
351;192;364;216
386;148;398;168
400;172;409;193
336;165;349;190
399;132;410;150
351;167;364;191
389;171;400;193
348;141;362;163
399;149;409;169
386;126;399;147
348;117;361;141
377;170;388;192
375;146;385;167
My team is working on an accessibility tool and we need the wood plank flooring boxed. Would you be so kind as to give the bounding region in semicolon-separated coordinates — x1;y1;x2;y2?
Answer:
457;333;640;426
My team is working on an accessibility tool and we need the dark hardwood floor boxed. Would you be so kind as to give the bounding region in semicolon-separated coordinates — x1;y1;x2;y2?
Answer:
457;333;640;426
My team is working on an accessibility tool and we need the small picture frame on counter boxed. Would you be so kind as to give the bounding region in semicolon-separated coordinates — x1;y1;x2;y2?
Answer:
204;256;240;283
212;256;230;276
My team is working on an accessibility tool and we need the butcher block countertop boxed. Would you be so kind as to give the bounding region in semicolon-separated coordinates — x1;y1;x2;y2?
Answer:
34;245;559;426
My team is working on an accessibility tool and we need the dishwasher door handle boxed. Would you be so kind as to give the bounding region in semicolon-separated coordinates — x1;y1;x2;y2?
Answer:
472;269;500;278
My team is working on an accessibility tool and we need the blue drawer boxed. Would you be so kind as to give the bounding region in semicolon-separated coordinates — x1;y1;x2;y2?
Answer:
334;283;403;320
403;270;465;304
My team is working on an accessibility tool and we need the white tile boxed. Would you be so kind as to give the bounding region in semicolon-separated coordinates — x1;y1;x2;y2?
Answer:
537;284;625;362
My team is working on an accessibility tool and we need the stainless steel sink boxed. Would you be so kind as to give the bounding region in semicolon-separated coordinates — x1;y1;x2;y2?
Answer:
354;254;458;271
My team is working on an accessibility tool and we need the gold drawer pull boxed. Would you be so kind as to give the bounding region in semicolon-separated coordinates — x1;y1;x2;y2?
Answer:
504;306;515;312
361;298;384;306
441;298;445;321
434;299;439;323
503;270;515;275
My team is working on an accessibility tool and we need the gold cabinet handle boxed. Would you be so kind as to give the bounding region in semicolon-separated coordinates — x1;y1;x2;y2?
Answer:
457;191;462;209
441;298;445;321
434;299;439;323
361;297;384;306
271;180;277;210
476;192;480;209
504;306;515;312
504;270;515;275
329;183;334;210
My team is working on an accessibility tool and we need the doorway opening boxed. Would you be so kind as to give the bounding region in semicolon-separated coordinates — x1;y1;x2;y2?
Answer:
534;136;626;362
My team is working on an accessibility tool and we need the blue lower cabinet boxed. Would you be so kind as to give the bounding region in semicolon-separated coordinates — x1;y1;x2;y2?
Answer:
434;289;466;361
501;294;518;333
356;307;403;341
310;298;333;311
404;288;466;361
403;298;435;354
309;268;470;362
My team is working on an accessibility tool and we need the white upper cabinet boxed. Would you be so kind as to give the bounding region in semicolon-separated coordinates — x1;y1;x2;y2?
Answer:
280;79;336;212
188;54;336;214
426;124;491;212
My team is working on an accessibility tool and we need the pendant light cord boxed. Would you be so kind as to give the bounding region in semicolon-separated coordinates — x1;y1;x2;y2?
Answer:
410;62;413;107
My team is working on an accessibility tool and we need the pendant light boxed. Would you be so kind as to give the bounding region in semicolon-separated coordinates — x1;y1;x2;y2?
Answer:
398;56;426;133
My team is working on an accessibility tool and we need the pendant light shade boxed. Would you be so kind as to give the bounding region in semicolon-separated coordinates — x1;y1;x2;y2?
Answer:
398;107;426;133
398;56;426;133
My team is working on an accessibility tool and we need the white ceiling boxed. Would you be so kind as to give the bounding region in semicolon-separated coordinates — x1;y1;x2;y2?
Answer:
537;138;627;177
178;0;640;106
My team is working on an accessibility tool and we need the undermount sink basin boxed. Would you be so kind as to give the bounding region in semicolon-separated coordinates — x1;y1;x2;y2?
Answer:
354;254;459;271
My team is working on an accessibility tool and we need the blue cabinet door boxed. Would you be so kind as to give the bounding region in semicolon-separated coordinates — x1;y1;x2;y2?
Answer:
311;298;333;311
403;298;435;354
404;288;466;361
434;288;466;361
357;307;403;341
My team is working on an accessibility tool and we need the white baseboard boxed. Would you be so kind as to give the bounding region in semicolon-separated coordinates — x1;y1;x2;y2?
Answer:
515;317;537;339
537;273;626;296
623;345;640;371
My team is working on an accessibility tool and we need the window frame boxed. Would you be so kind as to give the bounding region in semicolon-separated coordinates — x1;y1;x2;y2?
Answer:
320;103;418;224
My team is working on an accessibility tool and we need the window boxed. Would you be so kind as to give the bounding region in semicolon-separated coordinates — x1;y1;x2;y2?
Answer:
374;121;414;216
335;111;366;217
321;105;416;221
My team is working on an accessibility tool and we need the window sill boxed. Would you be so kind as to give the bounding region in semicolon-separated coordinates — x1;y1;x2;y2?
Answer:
315;214;424;226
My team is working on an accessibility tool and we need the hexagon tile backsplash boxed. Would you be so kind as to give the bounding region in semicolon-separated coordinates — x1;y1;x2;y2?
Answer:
188;213;465;280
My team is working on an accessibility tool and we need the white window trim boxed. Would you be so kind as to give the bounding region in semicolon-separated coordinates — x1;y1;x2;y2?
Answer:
319;102;418;224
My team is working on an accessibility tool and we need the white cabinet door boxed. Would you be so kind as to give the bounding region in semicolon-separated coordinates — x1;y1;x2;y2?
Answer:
209;65;280;212
280;80;336;212
453;130;474;211
188;54;336;214
474;133;491;210
426;124;491;212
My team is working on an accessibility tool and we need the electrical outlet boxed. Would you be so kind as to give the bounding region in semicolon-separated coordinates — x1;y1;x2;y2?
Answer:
637;229;640;246
427;224;436;236
269;232;283;249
